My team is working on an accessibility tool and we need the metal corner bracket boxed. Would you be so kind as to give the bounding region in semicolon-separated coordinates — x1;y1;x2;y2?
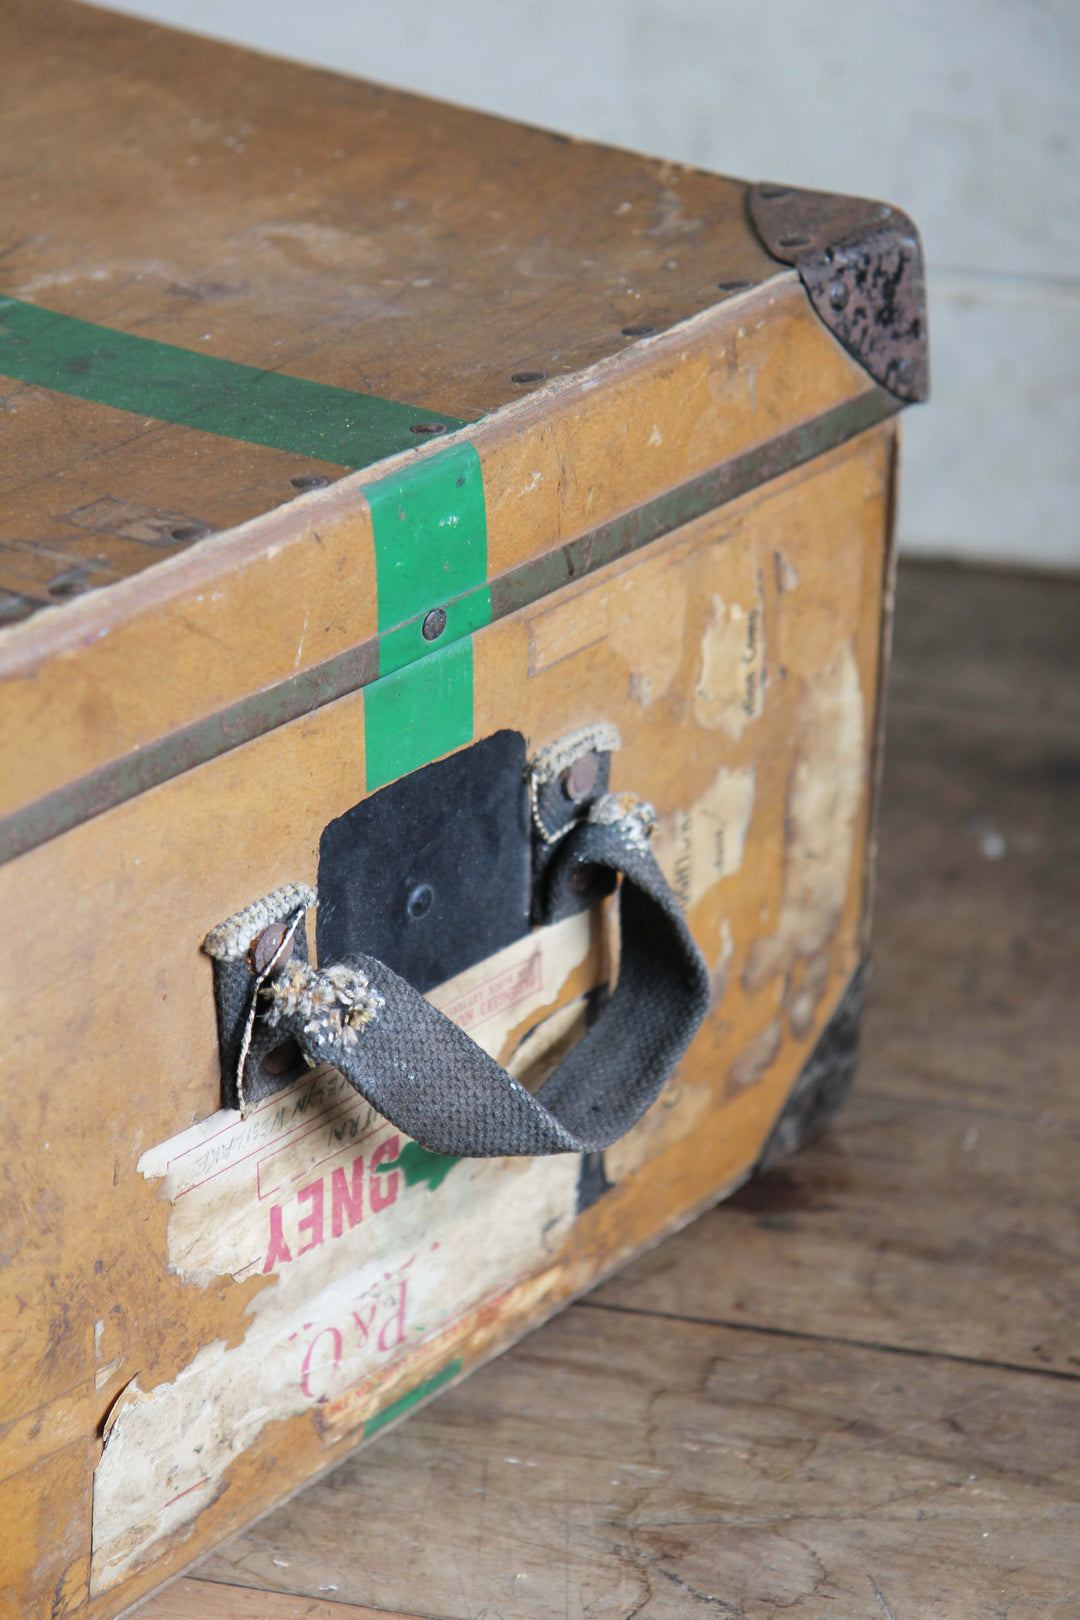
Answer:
748;182;929;405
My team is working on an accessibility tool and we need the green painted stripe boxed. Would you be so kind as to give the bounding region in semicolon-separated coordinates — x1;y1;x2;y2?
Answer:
0;388;899;867
363;1357;464;1440
0;296;465;470
363;637;475;792
366;442;488;632
363;441;490;785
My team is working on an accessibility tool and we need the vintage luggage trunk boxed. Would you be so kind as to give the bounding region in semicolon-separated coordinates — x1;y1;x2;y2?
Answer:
0;3;927;1615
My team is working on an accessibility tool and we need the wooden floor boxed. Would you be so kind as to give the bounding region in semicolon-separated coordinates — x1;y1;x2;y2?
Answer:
136;562;1080;1620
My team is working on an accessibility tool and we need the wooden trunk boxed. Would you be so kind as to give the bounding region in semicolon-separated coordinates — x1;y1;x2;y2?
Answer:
0;4;926;1615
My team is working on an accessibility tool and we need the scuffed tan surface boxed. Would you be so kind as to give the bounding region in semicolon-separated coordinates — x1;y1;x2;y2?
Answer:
177;562;1080;1620
0;0;780;603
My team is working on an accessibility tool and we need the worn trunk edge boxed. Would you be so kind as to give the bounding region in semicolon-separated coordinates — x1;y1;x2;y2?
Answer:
755;959;870;1173
747;184;928;404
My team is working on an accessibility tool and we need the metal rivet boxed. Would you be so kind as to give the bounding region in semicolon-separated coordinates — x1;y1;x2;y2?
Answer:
290;474;331;491
828;280;849;310
562;752;600;803
170;522;212;542
422;606;447;641
250;917;292;975
621;323;658;337
410;422;447;436
46;567;93;599
511;370;546;384
406;882;434;920
717;280;752;293
779;233;810;249
569;868;591;893
896;357;915;382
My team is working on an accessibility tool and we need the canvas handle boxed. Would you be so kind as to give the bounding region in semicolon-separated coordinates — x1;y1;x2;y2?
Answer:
210;794;709;1158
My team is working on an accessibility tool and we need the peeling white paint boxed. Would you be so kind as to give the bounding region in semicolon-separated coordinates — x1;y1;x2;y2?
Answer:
744;641;865;993
92;919;595;1595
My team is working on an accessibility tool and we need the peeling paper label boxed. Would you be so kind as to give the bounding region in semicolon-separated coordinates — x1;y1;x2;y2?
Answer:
90;916;594;1596
693;590;765;737
652;764;756;912
744;641;865;995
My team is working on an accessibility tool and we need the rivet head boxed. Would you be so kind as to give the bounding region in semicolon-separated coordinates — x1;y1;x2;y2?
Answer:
828;279;850;310
406;882;434;920
779;233;810;250
410;422;447;436
562;752;600;803
621;323;657;337
422;607;447;641
717;280;752;293
511;370;545;384
290;473;331;491
251;918;290;975
170;521;213;542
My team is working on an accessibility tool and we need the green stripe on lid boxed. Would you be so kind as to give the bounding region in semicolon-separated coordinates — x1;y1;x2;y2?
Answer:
0;296;465;470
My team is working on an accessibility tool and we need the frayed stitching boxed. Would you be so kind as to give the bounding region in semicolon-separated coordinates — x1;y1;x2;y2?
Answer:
203;883;317;961
262;961;383;1049
528;722;621;787
589;791;656;852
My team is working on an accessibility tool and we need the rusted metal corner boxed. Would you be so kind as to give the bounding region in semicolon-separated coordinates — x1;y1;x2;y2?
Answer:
748;183;929;404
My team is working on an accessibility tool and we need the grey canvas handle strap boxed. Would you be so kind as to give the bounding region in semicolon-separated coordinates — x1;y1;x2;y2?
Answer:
208;795;710;1157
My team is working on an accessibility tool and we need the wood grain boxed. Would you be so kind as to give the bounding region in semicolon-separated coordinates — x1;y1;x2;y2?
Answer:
0;0;787;614
198;1307;1080;1620
0;429;893;1618
131;1577;422;1620
0;276;875;822
591;1087;1080;1376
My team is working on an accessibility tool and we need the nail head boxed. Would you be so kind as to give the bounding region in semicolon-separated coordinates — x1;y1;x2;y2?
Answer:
562;752;600;803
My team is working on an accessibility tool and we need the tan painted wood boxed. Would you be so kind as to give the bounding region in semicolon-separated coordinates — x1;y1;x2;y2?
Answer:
0;426;894;1618
131;1576;422;1620
0;276;875;821
0;0;786;616
1;0;777;424
0;14;906;1610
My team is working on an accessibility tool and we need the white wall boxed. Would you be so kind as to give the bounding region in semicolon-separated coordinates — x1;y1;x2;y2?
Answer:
104;0;1080;568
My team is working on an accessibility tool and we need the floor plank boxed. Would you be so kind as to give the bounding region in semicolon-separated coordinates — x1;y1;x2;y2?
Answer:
868;706;1080;1122
592;1088;1080;1377
131;1575;424;1619
199;1307;1080;1619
